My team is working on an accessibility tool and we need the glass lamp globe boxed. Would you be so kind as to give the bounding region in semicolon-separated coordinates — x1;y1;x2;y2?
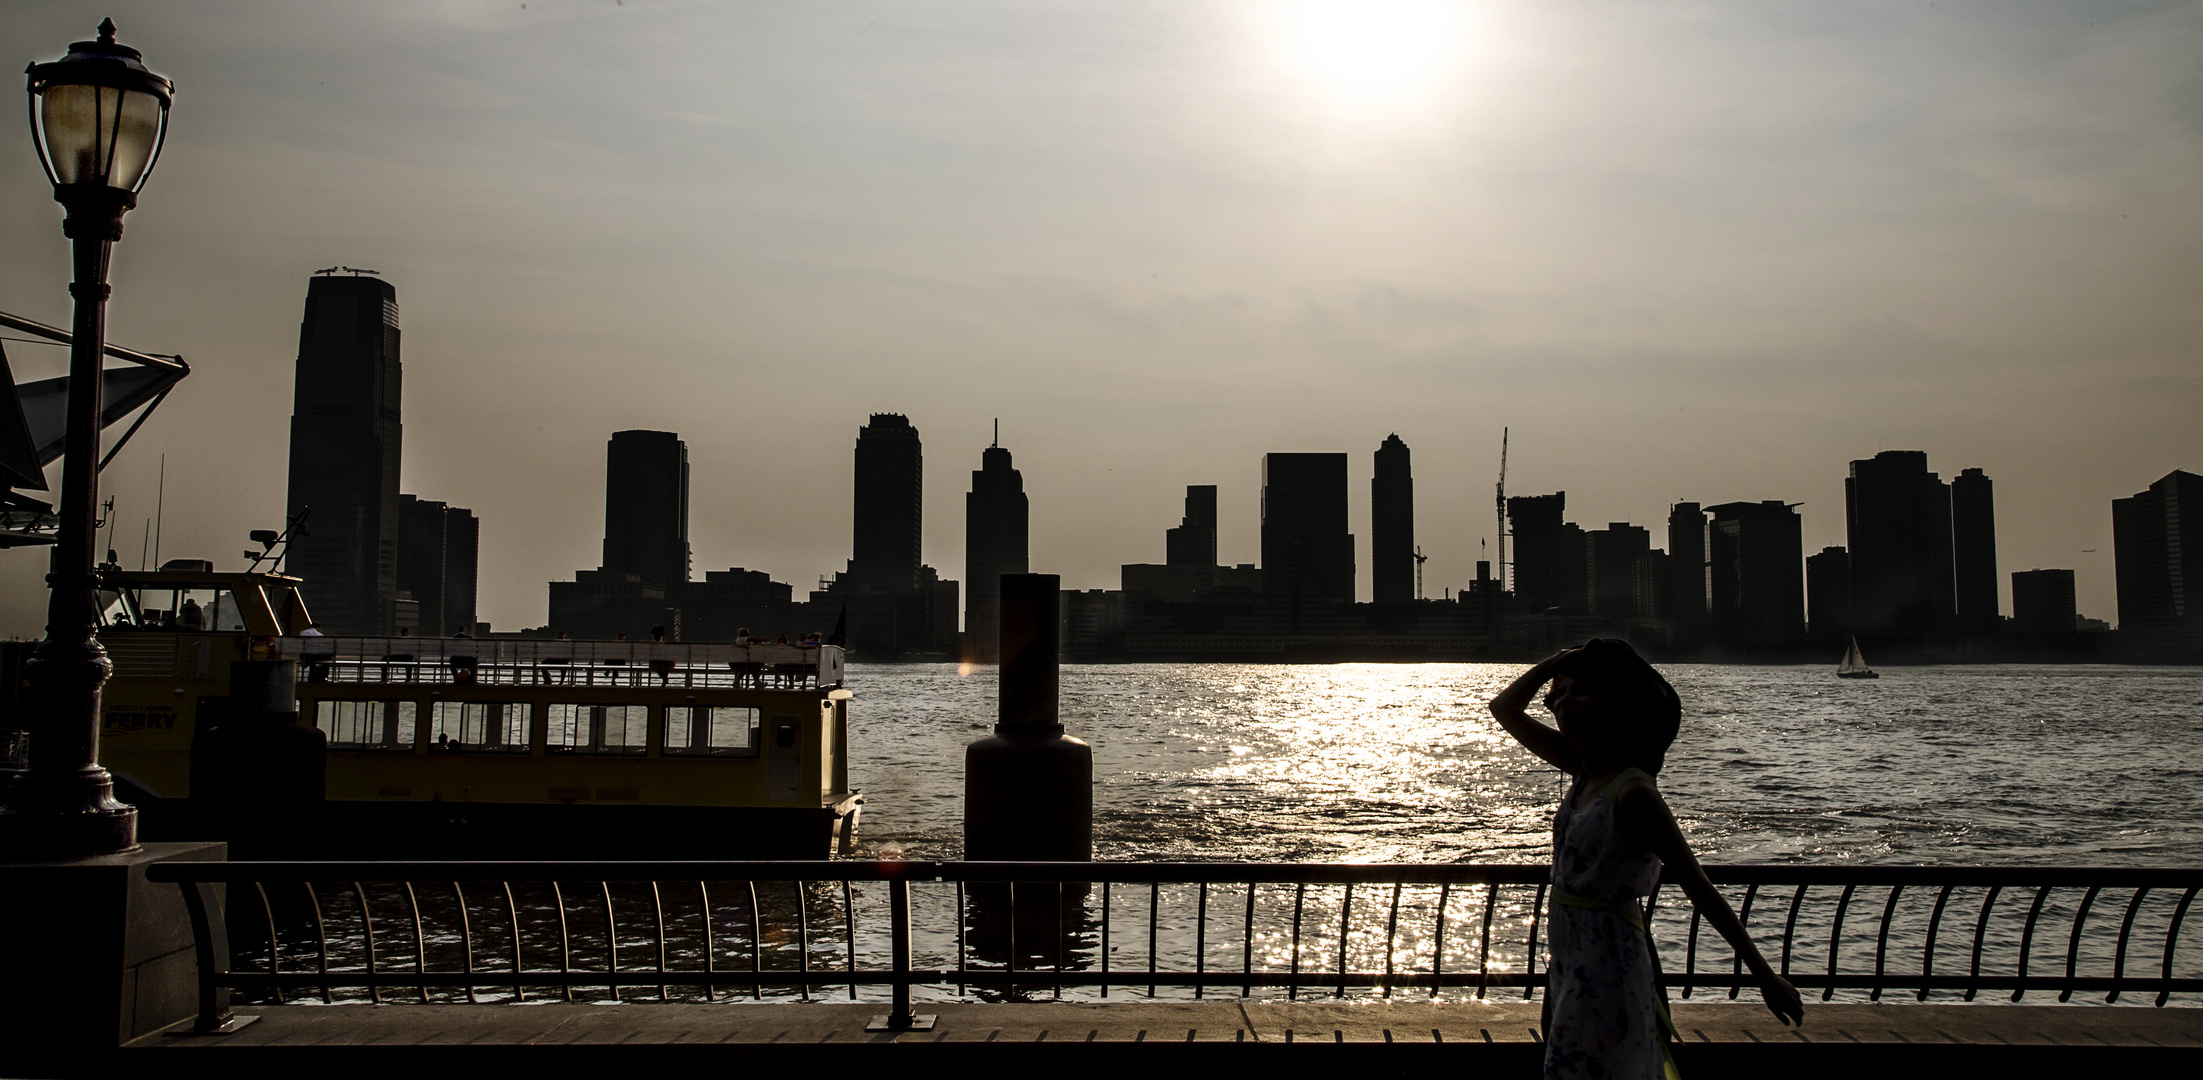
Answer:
25;18;174;195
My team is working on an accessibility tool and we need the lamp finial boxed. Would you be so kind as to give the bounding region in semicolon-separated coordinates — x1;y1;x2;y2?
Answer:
97;18;117;44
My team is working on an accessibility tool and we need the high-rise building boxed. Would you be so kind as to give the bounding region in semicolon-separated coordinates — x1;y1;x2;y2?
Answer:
285;272;402;635
1261;453;1354;604
2112;470;2203;632
1585;523;1650;618
1706;500;1805;651
1165;486;1218;567
602;430;689;588
1508;493;1567;611
963;440;1029;663
807;413;956;657
396;495;479;637
1371;435;1415;604
1845;451;1954;640
1667;502;1708;646
850;414;923;591
2010;569;2077;634
1805;546;1851;648
1952;467;1999;636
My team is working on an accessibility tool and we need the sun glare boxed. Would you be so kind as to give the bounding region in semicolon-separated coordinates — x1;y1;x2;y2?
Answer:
1276;0;1469;110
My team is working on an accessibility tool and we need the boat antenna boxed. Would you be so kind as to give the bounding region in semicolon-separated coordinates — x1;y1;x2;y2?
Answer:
152;453;165;569
992;418;998;448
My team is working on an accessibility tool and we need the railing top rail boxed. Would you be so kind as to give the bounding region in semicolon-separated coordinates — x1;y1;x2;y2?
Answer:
145;859;2203;887
145;859;932;883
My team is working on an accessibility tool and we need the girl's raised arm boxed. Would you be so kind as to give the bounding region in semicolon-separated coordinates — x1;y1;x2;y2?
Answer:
1614;777;1805;1027
1487;651;1579;774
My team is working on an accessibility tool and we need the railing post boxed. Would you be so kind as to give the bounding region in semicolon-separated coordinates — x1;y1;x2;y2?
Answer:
869;870;935;1032
177;878;243;1033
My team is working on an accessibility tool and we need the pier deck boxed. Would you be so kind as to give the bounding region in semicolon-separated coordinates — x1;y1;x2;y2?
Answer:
101;1001;2202;1076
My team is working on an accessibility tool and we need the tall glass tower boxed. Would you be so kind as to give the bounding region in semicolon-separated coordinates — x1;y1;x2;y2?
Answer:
284;273;402;635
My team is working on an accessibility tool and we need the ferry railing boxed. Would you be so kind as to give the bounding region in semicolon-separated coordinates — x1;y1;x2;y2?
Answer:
283;638;845;692
145;861;2203;1035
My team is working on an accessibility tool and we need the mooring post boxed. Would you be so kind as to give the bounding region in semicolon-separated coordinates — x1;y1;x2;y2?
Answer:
963;574;1093;861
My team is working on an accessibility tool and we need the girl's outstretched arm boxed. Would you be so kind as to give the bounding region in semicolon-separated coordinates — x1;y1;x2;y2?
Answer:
1487;651;1579;774
1615;777;1806;1027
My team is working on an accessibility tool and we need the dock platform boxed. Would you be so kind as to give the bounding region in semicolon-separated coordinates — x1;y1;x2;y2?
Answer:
92;1000;2203;1077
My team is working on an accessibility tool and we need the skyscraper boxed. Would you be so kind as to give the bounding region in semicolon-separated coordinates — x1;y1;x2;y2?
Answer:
397;495;479;637
1951;467;1999;636
1706;500;1805;651
1508;493;1567;611
1667;502;1708;646
2112;469;2203;632
602;430;689;588
1805;546;1851;648
2010;568;2077;634
284;272;402;635
1261;453;1354;604
1164;485;1217;567
850;414;923;591
963;439;1029;663
1585;523;1650;618
1371;434;1415;604
1845;451;1954;640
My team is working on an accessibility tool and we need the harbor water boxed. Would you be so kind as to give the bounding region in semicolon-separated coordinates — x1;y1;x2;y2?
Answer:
850;663;2203;866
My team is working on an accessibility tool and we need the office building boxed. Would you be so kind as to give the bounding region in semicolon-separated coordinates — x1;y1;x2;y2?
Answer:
1805;546;1851;648
284;272;403;634
850;414;924;591
1845;451;1954;639
549;570;679;642
2112;469;2203;632
809;414;957;657
396;495;479;638
1952;468;1999;636
1261;453;1354;604
1508;493;1568;611
2010;569;2077;634
1706;500;1805;651
1165;485;1218;567
963;439;1029;663
1667;502;1708;646
602;430;689;588
1585;523;1650;618
1371;435;1415;603
681;567;794;643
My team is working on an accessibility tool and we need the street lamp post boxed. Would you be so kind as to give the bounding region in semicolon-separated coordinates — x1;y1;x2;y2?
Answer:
0;19;173;859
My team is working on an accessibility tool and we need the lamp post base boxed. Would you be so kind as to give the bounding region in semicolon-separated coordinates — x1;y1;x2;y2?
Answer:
0;769;138;861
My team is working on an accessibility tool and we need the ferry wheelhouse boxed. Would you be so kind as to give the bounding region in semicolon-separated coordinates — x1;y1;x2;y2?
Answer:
85;567;862;858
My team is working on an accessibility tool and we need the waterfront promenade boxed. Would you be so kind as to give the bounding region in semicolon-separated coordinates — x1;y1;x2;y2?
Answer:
112;1000;2203;1076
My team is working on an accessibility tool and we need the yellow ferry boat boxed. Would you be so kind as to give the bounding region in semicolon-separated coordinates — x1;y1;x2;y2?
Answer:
84;565;863;858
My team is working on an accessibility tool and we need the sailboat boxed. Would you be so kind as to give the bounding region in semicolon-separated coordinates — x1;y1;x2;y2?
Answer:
1836;636;1879;679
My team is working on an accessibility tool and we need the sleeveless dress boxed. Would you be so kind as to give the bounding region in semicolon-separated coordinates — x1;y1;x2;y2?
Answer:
1544;769;1676;1080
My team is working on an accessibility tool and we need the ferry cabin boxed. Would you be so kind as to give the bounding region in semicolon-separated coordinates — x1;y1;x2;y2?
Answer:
84;568;861;858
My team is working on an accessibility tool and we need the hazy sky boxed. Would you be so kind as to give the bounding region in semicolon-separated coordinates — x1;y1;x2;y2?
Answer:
2;1;2197;635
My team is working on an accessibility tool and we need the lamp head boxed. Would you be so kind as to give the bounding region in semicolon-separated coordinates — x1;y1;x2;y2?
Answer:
25;19;174;203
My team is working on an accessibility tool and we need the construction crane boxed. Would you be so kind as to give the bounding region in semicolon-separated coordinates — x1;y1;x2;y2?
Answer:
1413;545;1429;600
1494;427;1509;593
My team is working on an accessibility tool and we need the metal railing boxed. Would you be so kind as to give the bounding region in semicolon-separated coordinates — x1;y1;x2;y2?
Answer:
145;860;2203;1034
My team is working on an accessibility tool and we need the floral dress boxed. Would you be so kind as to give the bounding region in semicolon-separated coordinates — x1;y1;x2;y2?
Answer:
1543;768;1676;1080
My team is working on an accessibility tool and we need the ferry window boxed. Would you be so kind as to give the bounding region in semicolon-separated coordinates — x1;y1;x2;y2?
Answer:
315;700;417;750
546;703;649;755
428;701;529;752
663;705;759;757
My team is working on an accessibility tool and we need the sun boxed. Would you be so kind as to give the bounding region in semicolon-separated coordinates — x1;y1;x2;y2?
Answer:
1275;0;1469;110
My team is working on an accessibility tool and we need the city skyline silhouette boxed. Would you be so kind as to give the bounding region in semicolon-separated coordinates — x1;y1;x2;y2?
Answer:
0;2;2194;635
